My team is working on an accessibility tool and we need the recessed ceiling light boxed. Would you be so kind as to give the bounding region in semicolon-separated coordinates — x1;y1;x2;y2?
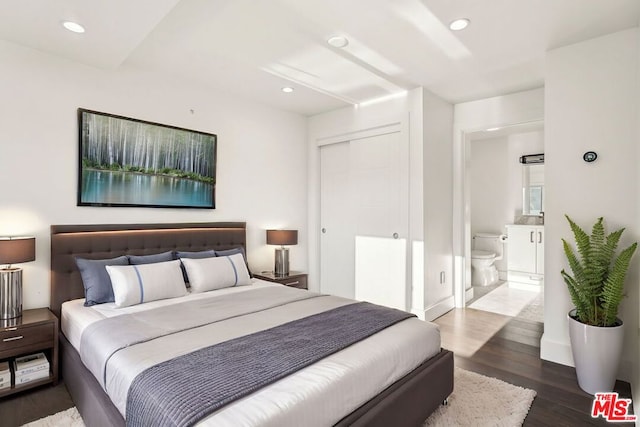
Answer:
281;87;294;93
486;127;500;131
62;21;85;33
327;35;349;48
449;18;470;31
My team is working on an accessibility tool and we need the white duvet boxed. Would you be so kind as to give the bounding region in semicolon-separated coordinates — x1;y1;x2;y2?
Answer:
61;280;442;427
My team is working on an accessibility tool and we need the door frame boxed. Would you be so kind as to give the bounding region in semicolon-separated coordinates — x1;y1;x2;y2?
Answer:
453;119;545;307
451;88;545;309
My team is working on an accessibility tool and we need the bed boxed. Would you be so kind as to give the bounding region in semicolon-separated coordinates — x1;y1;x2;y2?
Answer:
50;222;453;427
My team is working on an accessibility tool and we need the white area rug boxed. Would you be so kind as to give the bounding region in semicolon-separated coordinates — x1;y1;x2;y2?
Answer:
516;289;544;323
468;283;540;318
425;368;537;426
22;407;84;427
24;369;536;427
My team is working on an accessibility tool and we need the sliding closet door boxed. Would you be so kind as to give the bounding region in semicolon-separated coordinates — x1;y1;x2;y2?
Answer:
351;132;406;309
320;142;354;298
320;131;407;309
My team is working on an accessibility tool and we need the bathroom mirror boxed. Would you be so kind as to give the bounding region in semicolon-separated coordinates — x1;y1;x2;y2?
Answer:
522;164;544;215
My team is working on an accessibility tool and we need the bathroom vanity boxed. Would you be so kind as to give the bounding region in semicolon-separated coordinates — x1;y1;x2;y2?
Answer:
506;224;544;285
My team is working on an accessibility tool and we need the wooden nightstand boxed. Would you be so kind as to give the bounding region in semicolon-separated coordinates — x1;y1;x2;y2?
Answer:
0;308;58;398
253;271;308;290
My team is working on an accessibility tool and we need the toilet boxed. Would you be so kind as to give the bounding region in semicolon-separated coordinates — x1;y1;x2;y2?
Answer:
471;233;506;286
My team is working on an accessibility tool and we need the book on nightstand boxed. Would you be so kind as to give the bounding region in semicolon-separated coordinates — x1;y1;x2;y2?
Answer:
0;361;10;390
13;353;50;384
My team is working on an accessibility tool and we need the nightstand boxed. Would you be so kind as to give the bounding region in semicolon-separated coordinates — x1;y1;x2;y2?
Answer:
254;271;308;290
0;308;58;398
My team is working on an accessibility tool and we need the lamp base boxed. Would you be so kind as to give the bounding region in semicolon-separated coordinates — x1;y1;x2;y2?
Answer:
0;268;22;319
274;248;290;276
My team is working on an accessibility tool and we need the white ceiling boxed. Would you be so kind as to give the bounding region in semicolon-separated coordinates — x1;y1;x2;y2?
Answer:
1;0;639;116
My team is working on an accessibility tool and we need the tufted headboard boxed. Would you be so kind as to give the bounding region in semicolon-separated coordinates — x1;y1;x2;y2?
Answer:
50;222;246;318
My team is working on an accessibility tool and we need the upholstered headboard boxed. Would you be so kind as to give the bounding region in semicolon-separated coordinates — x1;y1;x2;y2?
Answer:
50;222;246;318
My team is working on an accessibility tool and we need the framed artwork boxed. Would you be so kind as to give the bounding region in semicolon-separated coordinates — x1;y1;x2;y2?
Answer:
77;109;216;208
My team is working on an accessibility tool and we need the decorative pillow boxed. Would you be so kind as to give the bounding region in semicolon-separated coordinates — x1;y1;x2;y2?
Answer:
175;250;216;259
215;247;252;277
181;253;251;293
106;260;187;308
75;256;129;306
215;247;245;258
175;250;217;283
128;251;174;265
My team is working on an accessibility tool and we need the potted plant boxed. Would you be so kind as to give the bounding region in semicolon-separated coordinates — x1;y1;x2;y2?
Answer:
561;215;637;394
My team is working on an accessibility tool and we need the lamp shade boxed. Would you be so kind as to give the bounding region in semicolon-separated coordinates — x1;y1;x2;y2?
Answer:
0;237;36;265
266;230;298;246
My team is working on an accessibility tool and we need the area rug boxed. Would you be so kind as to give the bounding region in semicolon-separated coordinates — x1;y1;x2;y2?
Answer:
468;283;540;318
21;407;84;427
23;369;536;427
516;289;544;323
424;368;537;426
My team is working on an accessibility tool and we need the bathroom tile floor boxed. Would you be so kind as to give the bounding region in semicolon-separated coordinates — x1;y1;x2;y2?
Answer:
468;282;542;320
466;282;502;304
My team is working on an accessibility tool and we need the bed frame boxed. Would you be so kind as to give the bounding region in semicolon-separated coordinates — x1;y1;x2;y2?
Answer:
50;222;453;427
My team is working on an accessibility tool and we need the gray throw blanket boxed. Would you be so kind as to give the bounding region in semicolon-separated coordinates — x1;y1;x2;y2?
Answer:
126;301;415;427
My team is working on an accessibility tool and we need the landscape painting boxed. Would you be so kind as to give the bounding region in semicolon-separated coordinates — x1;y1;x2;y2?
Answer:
78;109;216;208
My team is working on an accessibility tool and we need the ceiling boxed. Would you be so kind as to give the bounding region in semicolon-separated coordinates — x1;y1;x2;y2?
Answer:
1;0;639;116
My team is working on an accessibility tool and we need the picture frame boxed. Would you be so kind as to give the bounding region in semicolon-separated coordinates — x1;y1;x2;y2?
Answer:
77;108;217;209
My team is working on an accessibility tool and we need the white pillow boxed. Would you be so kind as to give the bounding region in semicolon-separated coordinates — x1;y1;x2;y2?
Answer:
106;260;187;308
181;253;251;293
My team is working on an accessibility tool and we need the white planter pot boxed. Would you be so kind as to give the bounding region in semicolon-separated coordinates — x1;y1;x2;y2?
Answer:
567;309;624;395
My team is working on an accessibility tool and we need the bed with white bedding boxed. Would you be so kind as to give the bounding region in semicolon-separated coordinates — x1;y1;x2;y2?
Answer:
50;222;454;427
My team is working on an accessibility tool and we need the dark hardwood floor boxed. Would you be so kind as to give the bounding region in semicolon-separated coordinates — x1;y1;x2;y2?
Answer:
0;306;633;426
434;307;633;426
0;381;73;426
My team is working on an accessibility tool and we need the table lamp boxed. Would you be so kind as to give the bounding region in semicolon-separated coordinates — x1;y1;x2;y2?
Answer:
266;230;298;276
0;237;36;319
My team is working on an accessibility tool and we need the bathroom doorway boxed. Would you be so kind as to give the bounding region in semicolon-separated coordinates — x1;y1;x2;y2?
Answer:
464;121;544;323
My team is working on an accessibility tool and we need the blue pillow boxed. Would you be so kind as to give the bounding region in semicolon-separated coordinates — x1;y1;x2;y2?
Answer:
128;251;174;265
175;250;217;259
75;256;129;306
175;250;216;283
215;247;245;258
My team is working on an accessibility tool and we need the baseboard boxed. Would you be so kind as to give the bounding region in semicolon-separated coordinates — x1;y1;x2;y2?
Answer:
508;281;541;292
507;271;543;286
417;296;455;321
540;332;574;367
410;307;426;321
464;287;474;302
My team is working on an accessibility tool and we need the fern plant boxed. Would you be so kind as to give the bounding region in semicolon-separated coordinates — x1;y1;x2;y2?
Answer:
562;215;637;327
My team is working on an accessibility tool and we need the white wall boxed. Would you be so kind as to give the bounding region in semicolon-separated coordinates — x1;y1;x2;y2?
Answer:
453;88;545;304
0;40;308;310
307;88;453;320
542;28;639;384
423;92;454;317
470;130;544;273
470;136;512;248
